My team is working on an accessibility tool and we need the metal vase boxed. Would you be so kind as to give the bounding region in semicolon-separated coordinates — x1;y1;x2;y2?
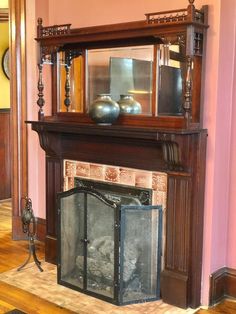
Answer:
89;94;120;125
117;94;142;114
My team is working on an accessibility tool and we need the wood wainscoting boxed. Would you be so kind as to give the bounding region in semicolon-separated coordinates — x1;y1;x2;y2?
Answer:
12;215;46;242
210;267;236;305
0;109;11;200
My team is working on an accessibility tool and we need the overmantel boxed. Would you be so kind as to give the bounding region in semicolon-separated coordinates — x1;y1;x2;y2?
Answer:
35;0;208;130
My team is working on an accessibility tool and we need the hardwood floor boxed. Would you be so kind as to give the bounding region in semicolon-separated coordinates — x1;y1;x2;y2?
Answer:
196;300;236;313
0;200;236;313
0;200;74;313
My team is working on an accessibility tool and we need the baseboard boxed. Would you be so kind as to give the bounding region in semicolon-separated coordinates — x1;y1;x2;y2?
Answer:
35;217;46;242
210;267;236;305
12;216;46;242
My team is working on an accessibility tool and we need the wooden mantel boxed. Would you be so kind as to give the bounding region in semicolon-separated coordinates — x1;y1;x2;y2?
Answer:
29;120;207;309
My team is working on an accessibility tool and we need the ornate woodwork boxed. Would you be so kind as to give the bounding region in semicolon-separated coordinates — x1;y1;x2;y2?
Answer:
29;0;208;309
29;120;207;309
210;267;236;305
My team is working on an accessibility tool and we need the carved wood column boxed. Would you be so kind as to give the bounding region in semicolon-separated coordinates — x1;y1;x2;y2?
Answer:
9;0;28;238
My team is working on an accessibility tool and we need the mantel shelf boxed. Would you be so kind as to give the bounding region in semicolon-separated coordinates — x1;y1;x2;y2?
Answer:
27;120;207;141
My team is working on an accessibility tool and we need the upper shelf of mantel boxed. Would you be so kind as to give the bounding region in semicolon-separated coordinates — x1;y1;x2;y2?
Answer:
35;1;208;48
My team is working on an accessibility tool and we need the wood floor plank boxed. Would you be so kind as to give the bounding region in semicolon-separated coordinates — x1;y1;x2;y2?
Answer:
0;281;75;314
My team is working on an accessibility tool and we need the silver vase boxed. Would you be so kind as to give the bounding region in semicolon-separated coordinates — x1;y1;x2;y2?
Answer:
118;94;142;115
89;94;120;125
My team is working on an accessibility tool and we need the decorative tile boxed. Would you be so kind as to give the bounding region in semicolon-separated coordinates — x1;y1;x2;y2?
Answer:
152;172;167;192
119;168;136;186
153;191;167;209
135;170;152;189
64;160;76;177
90;163;105;181
104;166;120;183
68;177;75;190
63;177;68;191
75;162;90;177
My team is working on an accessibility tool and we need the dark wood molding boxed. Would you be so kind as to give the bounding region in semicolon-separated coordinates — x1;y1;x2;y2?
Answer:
0;111;11;200
36;217;46;242
210;267;236;305
161;175;191;308
9;0;28;239
12;216;46;242
0;8;8;22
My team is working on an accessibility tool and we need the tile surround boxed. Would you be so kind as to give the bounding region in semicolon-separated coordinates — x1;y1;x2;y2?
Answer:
64;160;167;213
63;160;168;298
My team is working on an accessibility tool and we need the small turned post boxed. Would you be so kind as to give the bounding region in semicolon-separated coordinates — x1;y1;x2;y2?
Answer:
187;0;195;22
37;17;43;38
37;64;45;120
64;64;71;112
183;56;192;126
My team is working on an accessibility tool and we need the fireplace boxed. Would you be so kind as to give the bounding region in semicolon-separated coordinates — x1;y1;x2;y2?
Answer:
58;182;162;305
30;121;207;308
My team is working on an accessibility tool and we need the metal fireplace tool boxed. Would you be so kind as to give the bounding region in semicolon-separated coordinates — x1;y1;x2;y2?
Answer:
17;197;43;272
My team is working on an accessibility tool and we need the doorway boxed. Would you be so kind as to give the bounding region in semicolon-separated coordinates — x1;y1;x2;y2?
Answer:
0;1;28;239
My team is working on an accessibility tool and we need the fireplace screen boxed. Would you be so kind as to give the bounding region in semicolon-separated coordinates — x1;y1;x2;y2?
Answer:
58;187;162;305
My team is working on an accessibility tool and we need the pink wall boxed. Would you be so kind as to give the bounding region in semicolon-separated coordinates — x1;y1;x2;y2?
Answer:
25;0;236;306
26;0;51;220
227;11;236;267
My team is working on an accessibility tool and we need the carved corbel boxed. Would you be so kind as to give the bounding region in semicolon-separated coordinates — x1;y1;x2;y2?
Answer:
157;133;183;171
35;129;60;156
162;141;183;171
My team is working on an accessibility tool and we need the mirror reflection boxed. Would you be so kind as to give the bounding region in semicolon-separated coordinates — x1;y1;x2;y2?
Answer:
57;43;185;117
58;52;84;113
87;46;154;115
158;44;184;116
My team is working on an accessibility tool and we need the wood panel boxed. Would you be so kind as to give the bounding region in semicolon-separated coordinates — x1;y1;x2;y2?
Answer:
0;8;8;22
0;110;11;200
161;175;191;308
45;156;62;264
210;267;236;305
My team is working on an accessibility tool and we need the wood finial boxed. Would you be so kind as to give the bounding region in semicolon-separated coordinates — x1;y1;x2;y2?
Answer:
37;17;43;26
189;0;195;4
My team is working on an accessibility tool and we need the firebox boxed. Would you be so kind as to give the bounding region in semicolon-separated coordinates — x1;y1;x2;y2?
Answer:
57;185;162;305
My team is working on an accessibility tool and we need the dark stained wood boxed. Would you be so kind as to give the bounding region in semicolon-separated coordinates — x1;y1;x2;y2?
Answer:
29;2;208;309
197;300;236;314
35;217;46;242
0;8;8;22
9;0;28;239
36;2;208;130
161;175;191;308
29;120;207;309
0;110;11;200
210;267;236;306
12;215;46;242
45;157;62;264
